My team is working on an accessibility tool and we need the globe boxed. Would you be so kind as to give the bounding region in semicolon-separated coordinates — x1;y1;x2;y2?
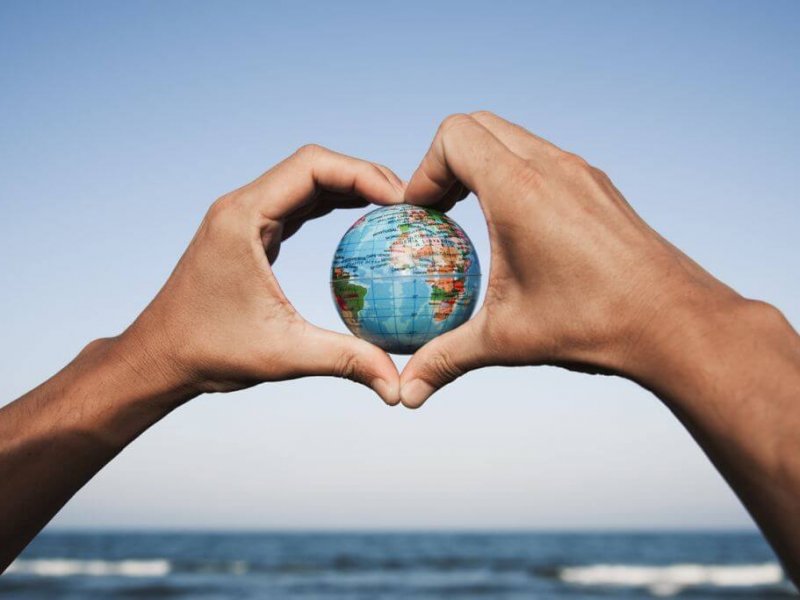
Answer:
331;204;481;354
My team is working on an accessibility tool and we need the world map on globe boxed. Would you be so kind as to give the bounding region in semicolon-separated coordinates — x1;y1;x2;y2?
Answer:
331;204;481;354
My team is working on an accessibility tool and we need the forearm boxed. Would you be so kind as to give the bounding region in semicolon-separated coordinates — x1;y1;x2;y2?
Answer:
630;296;800;580
0;146;404;571
399;111;800;579
0;334;196;570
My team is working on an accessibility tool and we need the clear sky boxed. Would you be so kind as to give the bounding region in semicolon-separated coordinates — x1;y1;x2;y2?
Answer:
1;0;798;530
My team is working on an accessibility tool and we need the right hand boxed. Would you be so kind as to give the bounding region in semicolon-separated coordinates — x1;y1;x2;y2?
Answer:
399;111;744;408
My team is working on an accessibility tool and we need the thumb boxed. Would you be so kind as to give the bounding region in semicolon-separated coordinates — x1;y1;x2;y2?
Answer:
400;314;489;409
298;324;401;405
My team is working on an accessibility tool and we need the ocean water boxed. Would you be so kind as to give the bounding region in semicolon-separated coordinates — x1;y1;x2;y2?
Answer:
2;531;795;599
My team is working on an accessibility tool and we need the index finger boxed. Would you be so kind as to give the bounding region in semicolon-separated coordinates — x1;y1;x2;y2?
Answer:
240;145;405;221
404;114;525;207
470;111;563;161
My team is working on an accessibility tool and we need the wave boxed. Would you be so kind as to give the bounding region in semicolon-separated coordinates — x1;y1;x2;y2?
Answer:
6;556;792;598
558;562;786;597
6;559;171;578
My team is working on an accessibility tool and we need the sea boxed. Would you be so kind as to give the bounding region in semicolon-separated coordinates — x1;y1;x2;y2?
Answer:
2;531;796;599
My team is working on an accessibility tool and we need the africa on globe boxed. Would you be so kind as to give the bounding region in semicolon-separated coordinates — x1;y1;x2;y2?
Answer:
331;204;481;354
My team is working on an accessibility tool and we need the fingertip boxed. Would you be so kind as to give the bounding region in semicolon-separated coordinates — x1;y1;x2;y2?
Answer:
373;164;406;204
346;337;401;404
372;377;401;406
399;378;435;409
384;179;406;205
404;188;440;208
397;319;488;408
404;162;453;208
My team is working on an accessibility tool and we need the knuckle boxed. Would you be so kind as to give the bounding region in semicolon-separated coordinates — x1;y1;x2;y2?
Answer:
375;163;394;178
369;162;388;179
208;193;236;218
469;109;497;121
511;163;543;192
294;143;326;161
80;337;115;358
747;299;791;330
208;195;227;217
439;113;474;136
206;192;247;234
428;349;463;385
334;351;362;383
556;151;590;171
590;166;610;182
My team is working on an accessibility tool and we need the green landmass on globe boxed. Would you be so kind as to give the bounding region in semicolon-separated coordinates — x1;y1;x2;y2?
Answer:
331;204;481;354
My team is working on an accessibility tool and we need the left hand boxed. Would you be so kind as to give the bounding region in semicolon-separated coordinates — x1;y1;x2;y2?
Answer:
119;144;404;404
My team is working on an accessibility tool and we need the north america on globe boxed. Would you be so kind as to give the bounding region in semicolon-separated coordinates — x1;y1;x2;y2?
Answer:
331;204;481;354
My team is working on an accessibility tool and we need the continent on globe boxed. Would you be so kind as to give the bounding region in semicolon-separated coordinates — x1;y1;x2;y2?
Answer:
331;267;367;324
330;204;481;354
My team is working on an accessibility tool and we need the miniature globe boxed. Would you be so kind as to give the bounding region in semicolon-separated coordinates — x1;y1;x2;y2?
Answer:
331;204;481;354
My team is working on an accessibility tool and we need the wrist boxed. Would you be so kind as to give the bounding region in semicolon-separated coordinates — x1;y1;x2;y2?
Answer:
23;335;200;455
103;327;201;406
117;317;238;396
620;288;794;402
71;330;198;438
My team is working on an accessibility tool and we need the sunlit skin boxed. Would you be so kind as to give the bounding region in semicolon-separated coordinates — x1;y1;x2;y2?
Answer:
0;145;405;569
0;114;799;585
400;111;800;583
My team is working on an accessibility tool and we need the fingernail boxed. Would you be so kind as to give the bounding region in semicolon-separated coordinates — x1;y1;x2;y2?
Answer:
372;378;400;406
400;379;435;409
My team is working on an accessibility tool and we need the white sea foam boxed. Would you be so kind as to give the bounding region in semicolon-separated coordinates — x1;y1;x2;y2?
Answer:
6;558;171;577
559;562;784;597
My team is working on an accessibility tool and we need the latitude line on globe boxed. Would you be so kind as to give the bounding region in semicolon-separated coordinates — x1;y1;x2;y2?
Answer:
330;204;480;354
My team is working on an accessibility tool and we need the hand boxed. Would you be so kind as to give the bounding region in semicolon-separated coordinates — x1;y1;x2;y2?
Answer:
399;112;743;407
121;144;404;404
0;145;406;569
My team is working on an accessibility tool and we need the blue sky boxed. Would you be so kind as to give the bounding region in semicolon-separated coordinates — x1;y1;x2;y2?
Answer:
1;0;798;529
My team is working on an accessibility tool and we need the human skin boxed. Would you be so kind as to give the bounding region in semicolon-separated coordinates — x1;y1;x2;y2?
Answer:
0;145;404;570
2;117;799;584
400;112;800;583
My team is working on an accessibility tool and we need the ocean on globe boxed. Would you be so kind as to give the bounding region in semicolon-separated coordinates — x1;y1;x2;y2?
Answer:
331;204;481;354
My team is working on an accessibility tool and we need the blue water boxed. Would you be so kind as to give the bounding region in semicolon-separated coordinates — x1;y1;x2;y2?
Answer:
2;531;795;599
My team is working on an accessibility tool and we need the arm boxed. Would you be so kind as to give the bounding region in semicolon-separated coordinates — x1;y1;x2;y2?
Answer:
0;145;403;570
633;295;800;570
399;112;800;581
